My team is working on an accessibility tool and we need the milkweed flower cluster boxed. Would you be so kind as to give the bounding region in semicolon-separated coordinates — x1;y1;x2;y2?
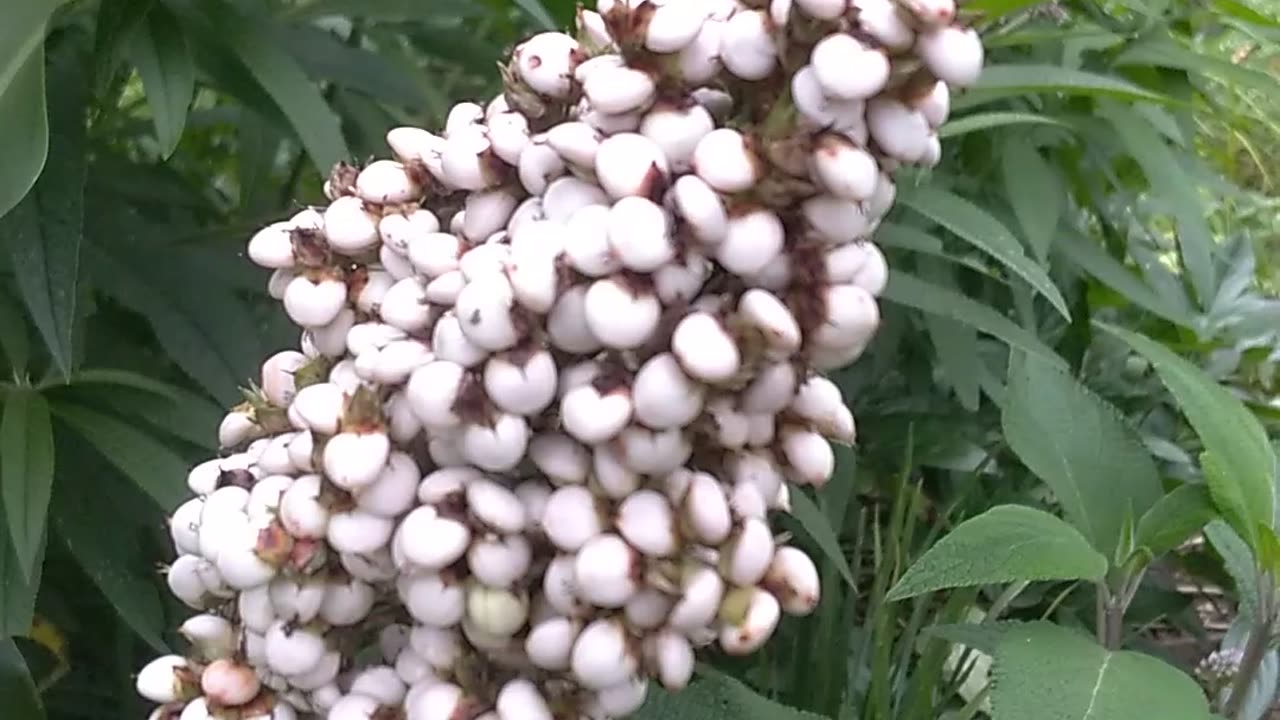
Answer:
137;1;982;718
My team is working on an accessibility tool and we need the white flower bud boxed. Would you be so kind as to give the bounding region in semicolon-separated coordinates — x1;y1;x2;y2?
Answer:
693;128;761;193
320;577;376;626
678;19;724;83
546;284;602;353
395;648;436;687
812;34;890;100
406;232;462;278
179;613;236;661
791;65;866;133
572;618;638;690
515;32;583;98
410;625;462;671
589;443;638;500
466;478;527;534
854;0;914;50
278;474;328;540
507;248;559;315
719;586;782;654
593;677;649;717
321;196;381;255
669;563;724;633
247;223;295;269
643;1;707;52
355;451;419;517
632;353;703;429
781;426;836;486
683;471;733;545
398;506;471;570
178;697;211;720
825;241;888;296
328;508;396;554
237;586;274;634
867;98;931;163
488;112;530;166
616;489;678;557
167;555;213;609
654;251;711;305
387;127;446;175
647;629;695;691
517;141;566;195
379;208;439;255
764;546;822;615
215;521;278;590
169;498;203;556
323;430;391;491
418;466;479;504
463;188;520;242
350;665;407;706
583;64;656;115
564;204;619;277
583;276;662;350
308;307;356;358
639;102;713;174
720;10;777;80
813;283;881;351
356;160;420;205
546;121;603;169
804;194;872;245
283;275;347;329
468;533;533;588
574;533;639;607
921;133;942;167
455;272;521;351
494;678;553;720
619;425;693;475
543;554;590;617
341;548;398;583
561;380;633;444
185;457;224;495
404;573;466;627
740;361;798;414
256;434;297;477
596;133;670;200
269;575;325;623
441;127;501;191
466;584;529;637
431;312;488;367
543;485;605;552
542;175;609;222
137;655;196;704
405;359;465;428
461;412;530;472
723;516;776;586
264;620;326;677
672;312;741;383
796;0;847;19
525;616;580;671
791;375;855;441
810;133;880;201
901;0;956;24
671;174;727;245
524;435;586;489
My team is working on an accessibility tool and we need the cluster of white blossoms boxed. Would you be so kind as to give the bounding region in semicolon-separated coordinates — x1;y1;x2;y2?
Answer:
136;1;983;718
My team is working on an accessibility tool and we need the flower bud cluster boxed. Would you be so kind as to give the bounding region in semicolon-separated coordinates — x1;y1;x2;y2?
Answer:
142;1;982;718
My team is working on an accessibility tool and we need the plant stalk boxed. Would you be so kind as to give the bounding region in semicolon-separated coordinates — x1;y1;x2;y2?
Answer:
1223;615;1273;719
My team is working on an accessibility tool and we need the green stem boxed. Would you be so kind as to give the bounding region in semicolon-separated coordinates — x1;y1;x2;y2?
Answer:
1224;615;1273;718
985;581;1029;623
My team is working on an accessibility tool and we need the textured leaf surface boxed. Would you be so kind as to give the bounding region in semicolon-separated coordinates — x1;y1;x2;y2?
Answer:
1001;136;1061;262
0;390;54;579
887;505;1107;601
1002;351;1162;557
0;507;44;637
52;403;188;509
1135;484;1216;558
991;622;1212;720
637;668;825;720
789;487;856;589
130;4;194;158
1102;324;1276;547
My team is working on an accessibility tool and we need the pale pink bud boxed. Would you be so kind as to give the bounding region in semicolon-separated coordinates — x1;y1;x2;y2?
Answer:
721;10;777;80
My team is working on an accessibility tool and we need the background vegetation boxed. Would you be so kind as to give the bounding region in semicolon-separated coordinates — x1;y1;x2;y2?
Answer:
1;0;1280;718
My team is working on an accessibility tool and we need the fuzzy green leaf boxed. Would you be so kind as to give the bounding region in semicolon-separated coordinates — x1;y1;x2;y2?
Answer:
899;186;1070;319
1054;229;1195;328
1001;136;1061;262
1101;324;1276;548
636;667;825;720
1135;484;1216;559
0;390;54;580
887;505;1107;601
1002;351;1162;557
991;622;1212;720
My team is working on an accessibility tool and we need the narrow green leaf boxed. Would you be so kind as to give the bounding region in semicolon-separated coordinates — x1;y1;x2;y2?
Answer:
1098;103;1215;306
0;291;30;375
1115;37;1279;94
52;403;188;509
512;0;558;30
1135;484;1216;558
939;111;1071;139
899;186;1070;319
959;64;1168;106
0;638;43;720
637;666;826;720
1054;229;1195;328
182;0;349;172
881;271;1064;366
925;622;1023;655
65;368;184;402
887;505;1107;601
285;0;489;21
1;51;87;377
991;622;1211;720
0;390;54;580
130;4;194;158
275;25;428;110
926;315;980;411
0;508;43;637
789;487;856;589
1002;351;1162;557
1100;323;1276;547
1210;0;1280;27
963;0;1045;17
1000;137;1060;262
52;475;167;651
1205;521;1259;622
876;223;1006;279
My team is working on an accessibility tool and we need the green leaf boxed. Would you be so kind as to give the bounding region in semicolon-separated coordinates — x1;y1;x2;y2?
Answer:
0;638;42;720
180;0;349;173
51;402;188;509
637;666;825;720
1054;229;1195;328
1002;351;1162;558
939;111;1071;139
130;4;194;158
285;0;490;21
925;315;980;411
64;368;184;402
898;186;1070;319
0;291;30;375
991;622;1212;720
1100;324;1276;548
1097;103;1215;307
887;505;1107;601
959;64;1168;106
0;507;43;637
925;622;1023;655
1205;521;1259;622
0;390;54;580
0;1;67;220
51;474;166;651
1210;0;1280;27
512;0;558;30
1115;37;1279;95
1001;137;1060;263
1135;484;1216;559
789;487;856;589
881;271;1064;366
1;50;86;379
